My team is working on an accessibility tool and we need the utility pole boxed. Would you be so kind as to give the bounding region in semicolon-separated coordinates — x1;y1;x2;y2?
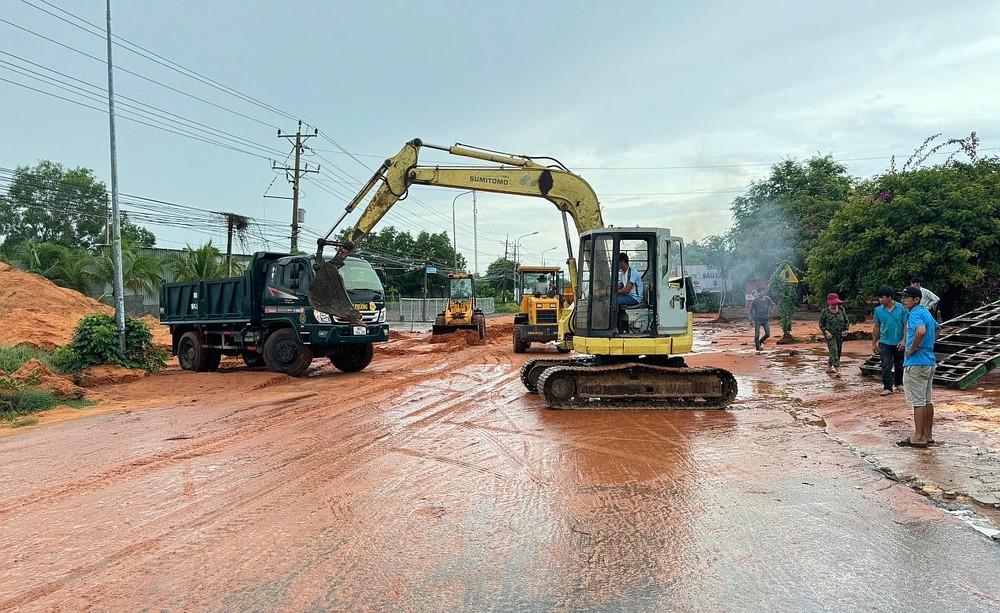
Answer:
104;0;126;353
274;120;318;251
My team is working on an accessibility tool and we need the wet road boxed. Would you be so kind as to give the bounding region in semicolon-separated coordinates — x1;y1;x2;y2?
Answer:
2;334;1000;611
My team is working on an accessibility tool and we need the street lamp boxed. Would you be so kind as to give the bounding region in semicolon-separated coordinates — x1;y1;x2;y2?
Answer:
541;246;557;266
514;231;538;266
452;190;474;271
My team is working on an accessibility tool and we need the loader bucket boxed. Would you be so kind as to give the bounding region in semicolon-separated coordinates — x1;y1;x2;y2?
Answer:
308;261;363;324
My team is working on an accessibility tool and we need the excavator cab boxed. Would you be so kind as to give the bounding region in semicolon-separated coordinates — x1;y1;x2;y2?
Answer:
432;274;486;339
572;228;690;344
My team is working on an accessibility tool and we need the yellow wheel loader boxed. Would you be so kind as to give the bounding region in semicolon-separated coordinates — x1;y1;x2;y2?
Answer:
513;265;570;353
433;273;486;339
307;138;736;409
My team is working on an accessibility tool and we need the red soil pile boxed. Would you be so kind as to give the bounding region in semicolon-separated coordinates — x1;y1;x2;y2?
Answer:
10;359;85;400
0;263;112;351
0;263;171;351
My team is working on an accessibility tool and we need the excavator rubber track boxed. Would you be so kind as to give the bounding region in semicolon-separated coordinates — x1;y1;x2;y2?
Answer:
535;363;738;409
520;356;594;393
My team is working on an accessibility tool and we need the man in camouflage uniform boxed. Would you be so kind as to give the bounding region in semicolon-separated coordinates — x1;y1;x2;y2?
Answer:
819;292;850;374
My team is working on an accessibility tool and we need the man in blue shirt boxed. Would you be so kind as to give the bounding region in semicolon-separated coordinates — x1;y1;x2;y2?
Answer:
872;286;907;395
896;286;941;448
616;253;643;307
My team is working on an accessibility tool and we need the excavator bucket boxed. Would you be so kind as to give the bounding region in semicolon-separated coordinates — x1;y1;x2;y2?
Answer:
308;261;363;324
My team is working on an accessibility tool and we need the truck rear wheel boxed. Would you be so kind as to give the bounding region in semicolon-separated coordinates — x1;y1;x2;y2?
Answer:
262;328;314;377
205;350;222;372
241;350;265;368
177;331;212;372
329;343;374;372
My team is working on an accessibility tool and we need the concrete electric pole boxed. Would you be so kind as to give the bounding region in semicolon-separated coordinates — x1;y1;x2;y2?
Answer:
274;120;319;251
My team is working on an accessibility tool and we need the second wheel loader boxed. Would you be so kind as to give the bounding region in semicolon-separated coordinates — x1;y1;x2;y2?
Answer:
433;273;486;339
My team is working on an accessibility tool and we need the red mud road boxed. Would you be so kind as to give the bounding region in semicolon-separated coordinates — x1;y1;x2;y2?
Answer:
2;318;1000;611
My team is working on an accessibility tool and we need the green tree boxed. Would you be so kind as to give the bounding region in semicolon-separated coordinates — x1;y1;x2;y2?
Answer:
165;242;240;281
337;225;465;297
805;158;1000;317
484;257;517;302
0;161;108;250
121;213;156;248
727;156;853;284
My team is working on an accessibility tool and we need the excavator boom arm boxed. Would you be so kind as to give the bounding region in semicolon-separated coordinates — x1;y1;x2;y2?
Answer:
309;139;604;321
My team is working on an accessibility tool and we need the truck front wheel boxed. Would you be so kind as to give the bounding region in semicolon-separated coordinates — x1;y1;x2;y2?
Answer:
178;331;211;371
263;328;314;376
329;343;374;372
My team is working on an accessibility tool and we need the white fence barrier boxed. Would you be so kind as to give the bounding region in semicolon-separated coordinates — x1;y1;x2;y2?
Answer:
390;297;496;322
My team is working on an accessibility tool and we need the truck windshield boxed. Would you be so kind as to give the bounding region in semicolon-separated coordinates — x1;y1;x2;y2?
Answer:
340;258;384;295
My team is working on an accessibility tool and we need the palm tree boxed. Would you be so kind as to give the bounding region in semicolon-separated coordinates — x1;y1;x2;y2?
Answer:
165;241;243;281
89;244;164;297
7;239;96;294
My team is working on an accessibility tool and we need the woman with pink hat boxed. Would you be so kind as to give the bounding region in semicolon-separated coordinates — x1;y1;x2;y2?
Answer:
818;292;850;375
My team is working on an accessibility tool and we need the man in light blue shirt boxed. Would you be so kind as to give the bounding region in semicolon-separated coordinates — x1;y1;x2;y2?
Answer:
616;253;643;307
872;286;907;395
896;286;941;448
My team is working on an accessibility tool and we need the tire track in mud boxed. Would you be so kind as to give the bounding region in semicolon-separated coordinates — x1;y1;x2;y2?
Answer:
1;341;538;610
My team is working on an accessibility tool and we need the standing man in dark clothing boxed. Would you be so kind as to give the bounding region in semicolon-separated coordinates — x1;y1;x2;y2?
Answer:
819;292;850;374
748;288;775;353
872;287;908;395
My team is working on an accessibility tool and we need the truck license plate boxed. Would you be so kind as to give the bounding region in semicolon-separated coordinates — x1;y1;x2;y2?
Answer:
352;325;367;336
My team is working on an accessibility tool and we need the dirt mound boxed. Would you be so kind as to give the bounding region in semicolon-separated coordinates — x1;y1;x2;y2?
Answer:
0;263;113;351
78;365;150;388
10;359;85;400
0;263;172;352
140;315;173;350
427;329;483;347
485;319;514;340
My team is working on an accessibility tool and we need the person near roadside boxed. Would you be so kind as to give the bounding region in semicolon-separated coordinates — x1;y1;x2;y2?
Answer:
896;286;941;448
910;276;941;320
819;292;849;374
748;288;776;353
872;286;908;395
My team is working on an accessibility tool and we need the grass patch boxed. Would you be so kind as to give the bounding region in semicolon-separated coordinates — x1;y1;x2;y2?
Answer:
65;398;99;410
0;387;61;423
10;417;39;428
0;344;57;374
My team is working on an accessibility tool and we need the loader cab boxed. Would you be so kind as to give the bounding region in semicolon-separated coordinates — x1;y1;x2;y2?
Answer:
573;228;690;339
449;276;474;300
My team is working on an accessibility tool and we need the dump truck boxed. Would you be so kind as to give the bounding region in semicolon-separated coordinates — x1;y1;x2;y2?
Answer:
160;252;388;377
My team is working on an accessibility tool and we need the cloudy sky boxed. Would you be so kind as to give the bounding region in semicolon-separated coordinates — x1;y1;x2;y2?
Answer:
2;1;998;272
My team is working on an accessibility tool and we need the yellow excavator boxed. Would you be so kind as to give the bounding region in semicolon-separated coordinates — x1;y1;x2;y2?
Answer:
308;139;737;409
